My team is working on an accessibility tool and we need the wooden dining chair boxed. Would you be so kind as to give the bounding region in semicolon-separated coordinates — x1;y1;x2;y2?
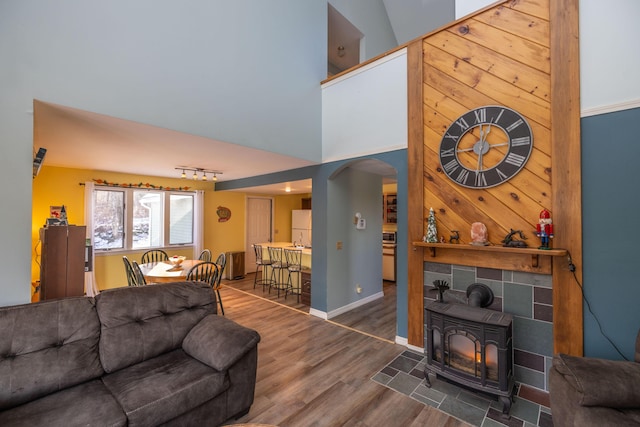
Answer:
141;249;169;264
132;260;147;286
213;253;227;314
198;249;212;262
123;256;142;286
186;261;223;314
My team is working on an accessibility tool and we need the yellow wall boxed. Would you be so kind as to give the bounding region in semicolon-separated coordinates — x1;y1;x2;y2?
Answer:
32;166;309;292
273;193;310;242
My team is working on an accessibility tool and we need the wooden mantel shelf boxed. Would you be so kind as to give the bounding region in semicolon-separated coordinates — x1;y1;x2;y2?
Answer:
413;242;567;270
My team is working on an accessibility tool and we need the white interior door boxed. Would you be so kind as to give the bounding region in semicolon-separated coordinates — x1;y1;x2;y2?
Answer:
245;197;273;274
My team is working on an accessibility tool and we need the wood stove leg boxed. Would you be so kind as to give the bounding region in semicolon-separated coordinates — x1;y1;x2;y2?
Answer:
499;395;512;419
423;370;432;387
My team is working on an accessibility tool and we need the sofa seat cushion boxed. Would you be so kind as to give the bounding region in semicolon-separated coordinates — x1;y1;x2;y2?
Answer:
553;353;640;408
183;314;261;371
102;348;229;427
0;379;126;427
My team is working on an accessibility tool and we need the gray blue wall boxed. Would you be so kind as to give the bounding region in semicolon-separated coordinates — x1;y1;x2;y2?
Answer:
581;107;640;360
218;148;409;336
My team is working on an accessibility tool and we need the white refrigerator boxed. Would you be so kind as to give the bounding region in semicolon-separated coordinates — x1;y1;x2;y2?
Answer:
292;210;312;247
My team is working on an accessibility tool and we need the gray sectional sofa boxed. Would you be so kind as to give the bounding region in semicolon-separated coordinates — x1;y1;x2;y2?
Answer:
549;329;640;426
0;281;260;426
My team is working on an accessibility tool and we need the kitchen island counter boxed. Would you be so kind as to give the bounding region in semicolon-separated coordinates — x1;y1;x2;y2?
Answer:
256;242;311;268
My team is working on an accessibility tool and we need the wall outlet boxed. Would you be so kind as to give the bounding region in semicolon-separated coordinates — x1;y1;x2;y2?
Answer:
356;284;362;294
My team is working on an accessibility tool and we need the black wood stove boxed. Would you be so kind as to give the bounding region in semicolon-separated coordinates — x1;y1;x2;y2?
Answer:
424;284;514;417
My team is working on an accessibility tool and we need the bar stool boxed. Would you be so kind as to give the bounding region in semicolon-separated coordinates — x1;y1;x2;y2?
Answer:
284;248;302;302
267;246;289;297
253;244;273;290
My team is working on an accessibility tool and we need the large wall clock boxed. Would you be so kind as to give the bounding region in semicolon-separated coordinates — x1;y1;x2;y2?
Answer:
439;105;533;189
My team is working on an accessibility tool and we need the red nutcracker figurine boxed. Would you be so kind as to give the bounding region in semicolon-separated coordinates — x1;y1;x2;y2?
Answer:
536;209;553;249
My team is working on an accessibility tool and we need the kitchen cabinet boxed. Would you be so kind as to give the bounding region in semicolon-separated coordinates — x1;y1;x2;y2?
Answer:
301;271;311;306
383;193;397;224
382;244;396;281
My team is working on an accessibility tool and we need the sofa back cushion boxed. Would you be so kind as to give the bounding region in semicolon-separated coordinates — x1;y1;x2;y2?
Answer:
96;281;215;373
0;297;103;410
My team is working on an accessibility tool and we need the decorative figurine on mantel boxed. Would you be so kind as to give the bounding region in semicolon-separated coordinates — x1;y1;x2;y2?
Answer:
470;222;489;246
536;209;554;249
501;229;528;247
426;207;438;243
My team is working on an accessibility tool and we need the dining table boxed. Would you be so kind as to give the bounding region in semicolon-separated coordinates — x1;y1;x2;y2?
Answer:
139;259;202;284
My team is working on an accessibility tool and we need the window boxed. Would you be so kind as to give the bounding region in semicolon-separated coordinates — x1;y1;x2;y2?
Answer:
93;188;194;251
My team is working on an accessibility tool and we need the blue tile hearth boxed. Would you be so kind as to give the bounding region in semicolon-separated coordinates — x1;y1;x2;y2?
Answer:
371;351;554;427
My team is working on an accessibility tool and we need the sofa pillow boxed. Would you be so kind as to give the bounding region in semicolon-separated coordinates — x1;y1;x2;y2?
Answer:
182;315;260;371
553;353;640;408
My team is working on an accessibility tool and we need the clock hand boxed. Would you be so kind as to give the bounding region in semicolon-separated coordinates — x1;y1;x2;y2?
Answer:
477;125;485;172
477;146;484;172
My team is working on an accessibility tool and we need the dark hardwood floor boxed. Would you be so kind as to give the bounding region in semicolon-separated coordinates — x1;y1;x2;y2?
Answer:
222;274;397;342
219;275;469;427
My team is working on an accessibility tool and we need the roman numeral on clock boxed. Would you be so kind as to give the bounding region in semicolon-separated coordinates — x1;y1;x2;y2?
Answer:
473;108;486;124
443;159;460;174
456;169;470;185
475;172;487;187
440;147;455;157
505;152;526;167
506;119;524;132
455;117;470;132
511;136;531;147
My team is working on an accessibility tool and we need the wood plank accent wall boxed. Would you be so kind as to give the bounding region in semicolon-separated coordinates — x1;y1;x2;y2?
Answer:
407;0;583;355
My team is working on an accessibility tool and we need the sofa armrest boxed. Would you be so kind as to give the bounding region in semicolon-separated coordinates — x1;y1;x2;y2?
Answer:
182;315;260;371
553;353;640;408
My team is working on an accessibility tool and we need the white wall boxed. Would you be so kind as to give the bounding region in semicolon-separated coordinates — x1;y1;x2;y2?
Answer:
321;49;407;163
579;2;640;114
384;0;455;44
329;0;398;60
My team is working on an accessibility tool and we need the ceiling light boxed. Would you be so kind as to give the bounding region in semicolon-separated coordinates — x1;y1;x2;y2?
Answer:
175;167;223;182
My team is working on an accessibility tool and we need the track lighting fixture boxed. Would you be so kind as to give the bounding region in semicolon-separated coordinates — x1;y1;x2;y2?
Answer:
175;167;223;182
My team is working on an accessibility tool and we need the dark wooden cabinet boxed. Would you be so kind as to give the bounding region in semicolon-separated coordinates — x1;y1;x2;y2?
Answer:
301;270;311;306
40;226;86;300
383;193;397;224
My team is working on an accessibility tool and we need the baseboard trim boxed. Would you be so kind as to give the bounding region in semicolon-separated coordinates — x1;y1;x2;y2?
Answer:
326;291;384;319
581;98;640;117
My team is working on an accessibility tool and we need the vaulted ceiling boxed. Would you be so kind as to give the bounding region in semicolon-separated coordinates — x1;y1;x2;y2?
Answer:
33;1;457;194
